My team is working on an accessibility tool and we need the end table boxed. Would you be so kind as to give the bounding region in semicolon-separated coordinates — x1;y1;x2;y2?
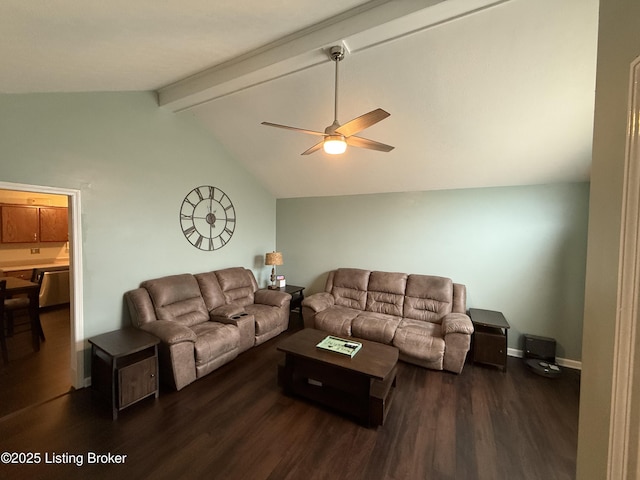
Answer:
469;308;510;371
277;285;305;329
89;328;160;419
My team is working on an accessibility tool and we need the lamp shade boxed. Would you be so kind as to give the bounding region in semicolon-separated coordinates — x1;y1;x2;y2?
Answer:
265;251;283;266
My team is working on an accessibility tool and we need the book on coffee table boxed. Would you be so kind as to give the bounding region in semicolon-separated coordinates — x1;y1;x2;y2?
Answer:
316;335;362;358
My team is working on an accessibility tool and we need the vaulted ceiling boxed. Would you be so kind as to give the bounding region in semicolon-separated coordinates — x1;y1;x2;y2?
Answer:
1;0;599;198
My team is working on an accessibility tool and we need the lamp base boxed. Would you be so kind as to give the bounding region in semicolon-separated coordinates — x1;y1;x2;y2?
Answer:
267;285;280;290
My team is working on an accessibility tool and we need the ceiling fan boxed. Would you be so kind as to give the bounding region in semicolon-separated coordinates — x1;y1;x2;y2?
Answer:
261;45;394;156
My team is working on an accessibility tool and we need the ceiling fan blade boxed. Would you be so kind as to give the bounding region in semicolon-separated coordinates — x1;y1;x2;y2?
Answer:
335;108;390;137
261;121;326;136
346;136;394;152
301;141;324;155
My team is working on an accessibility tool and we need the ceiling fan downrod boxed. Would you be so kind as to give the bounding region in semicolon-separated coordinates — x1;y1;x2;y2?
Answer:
329;45;345;128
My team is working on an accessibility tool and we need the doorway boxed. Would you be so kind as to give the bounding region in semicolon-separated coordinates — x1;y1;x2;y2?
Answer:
0;182;84;417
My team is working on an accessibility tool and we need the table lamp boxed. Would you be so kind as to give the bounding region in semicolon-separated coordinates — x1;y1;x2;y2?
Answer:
265;251;283;289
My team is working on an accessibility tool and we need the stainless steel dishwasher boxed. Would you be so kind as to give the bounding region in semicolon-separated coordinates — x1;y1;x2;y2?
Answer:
38;266;70;307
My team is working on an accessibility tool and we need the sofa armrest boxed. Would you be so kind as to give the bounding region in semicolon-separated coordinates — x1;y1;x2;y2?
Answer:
441;313;474;336
139;320;197;345
254;289;291;308
301;292;335;313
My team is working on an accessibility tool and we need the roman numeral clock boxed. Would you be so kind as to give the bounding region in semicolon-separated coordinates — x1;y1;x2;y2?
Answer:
180;185;236;251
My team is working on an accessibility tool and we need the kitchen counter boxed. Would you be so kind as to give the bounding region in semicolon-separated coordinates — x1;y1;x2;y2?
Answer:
1;261;71;307
1;261;69;273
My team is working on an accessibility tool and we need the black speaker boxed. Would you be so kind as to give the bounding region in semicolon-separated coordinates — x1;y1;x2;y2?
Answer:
523;334;561;378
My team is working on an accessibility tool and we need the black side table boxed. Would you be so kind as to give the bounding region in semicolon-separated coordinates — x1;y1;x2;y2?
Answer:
280;285;305;329
468;308;510;371
89;328;160;419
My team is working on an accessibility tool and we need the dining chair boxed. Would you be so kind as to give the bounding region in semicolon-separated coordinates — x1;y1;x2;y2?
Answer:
4;270;46;342
0;280;8;365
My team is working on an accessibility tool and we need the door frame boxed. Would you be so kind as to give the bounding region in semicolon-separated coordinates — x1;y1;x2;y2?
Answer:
0;181;84;389
608;55;640;479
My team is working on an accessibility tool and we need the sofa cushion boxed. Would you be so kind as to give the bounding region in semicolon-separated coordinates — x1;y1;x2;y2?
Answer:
215;267;256;307
352;311;401;344
365;271;407;316
245;304;283;336
194;272;227;311
331;268;370;310
393;318;445;362
315;305;361;337
190;322;240;367
403;275;453;323
142;274;209;327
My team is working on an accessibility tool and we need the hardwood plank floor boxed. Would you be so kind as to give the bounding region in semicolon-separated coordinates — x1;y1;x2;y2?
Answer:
0;306;72;418
0;324;580;480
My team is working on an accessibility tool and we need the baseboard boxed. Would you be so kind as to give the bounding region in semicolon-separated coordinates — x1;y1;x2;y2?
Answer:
507;348;582;370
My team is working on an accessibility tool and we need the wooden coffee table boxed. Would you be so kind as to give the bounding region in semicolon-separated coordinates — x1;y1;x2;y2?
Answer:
277;328;398;426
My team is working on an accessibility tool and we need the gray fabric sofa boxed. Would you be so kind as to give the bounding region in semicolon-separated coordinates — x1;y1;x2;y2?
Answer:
301;268;473;374
124;267;291;390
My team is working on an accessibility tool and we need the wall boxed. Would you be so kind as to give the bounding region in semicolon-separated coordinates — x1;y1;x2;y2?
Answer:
277;182;589;362
576;0;640;477
0;92;277;344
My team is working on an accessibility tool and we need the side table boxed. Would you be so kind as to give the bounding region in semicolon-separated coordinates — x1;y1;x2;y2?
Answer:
89;328;160;419
279;285;305;329
468;308;510;372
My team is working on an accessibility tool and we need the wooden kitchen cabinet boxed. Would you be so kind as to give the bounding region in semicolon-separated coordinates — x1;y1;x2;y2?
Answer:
1;205;39;243
39;207;68;242
0;204;68;243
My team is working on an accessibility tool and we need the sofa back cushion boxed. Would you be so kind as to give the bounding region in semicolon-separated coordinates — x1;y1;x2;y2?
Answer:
142;274;209;327
330;268;370;310
403;274;453;323
125;288;157;326
194;271;227;311
215;267;258;307
365;271;407;317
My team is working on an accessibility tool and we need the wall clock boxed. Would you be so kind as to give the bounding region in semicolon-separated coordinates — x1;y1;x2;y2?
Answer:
180;185;236;251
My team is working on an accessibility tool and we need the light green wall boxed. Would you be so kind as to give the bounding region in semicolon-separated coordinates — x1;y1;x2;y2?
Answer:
277;182;589;361
0;92;276;341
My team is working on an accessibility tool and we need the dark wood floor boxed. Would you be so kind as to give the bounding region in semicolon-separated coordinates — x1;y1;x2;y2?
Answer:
0;306;72;418
0;320;580;480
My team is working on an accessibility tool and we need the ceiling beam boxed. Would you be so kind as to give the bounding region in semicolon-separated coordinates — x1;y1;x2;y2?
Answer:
157;0;509;112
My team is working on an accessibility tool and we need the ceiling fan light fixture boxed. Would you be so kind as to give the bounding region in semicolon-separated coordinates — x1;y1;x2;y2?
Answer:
323;135;347;155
